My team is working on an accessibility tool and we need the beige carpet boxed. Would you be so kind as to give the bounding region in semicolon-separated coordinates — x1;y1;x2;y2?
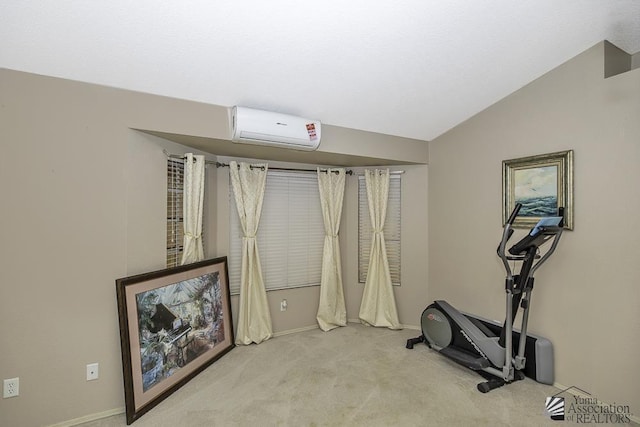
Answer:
77;323;626;426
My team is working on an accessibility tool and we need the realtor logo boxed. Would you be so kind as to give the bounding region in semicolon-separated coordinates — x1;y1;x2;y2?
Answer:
544;386;633;423
545;396;565;421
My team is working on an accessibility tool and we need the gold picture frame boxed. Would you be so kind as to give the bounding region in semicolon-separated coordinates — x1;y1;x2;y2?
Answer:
503;150;573;230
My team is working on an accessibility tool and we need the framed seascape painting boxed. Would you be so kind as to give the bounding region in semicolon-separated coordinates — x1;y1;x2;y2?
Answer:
116;257;234;424
503;150;574;230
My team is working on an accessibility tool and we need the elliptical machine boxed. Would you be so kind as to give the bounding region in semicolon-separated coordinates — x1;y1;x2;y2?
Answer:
407;203;564;392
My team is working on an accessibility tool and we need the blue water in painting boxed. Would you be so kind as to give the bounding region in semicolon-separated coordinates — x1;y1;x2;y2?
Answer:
517;195;557;216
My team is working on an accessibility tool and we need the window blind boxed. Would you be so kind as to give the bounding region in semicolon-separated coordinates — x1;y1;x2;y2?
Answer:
229;170;325;295
166;159;185;268
358;174;401;284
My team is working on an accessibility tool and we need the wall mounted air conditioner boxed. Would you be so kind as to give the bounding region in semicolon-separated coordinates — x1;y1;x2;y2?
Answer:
231;106;321;151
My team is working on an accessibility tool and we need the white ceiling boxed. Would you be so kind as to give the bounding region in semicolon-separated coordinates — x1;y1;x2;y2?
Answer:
2;1;639;141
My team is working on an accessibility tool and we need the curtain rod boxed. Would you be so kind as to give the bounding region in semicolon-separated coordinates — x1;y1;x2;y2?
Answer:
357;170;405;175
163;150;403;175
163;150;348;173
163;150;217;165
215;162;353;175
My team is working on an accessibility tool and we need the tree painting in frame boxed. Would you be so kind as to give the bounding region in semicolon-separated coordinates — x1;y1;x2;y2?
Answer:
116;257;234;424
503;150;573;230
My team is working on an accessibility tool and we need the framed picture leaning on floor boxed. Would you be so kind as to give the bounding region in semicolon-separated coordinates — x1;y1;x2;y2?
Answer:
116;256;234;424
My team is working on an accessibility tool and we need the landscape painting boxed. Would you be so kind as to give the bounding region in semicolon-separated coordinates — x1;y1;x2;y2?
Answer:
116;257;234;424
513;165;558;217
503;150;574;230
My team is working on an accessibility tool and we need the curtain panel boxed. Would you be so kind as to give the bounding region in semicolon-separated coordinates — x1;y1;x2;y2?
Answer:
180;153;205;265
316;168;347;331
359;169;401;329
229;161;273;345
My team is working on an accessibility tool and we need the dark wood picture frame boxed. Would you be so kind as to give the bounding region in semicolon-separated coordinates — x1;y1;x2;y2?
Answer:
116;257;234;424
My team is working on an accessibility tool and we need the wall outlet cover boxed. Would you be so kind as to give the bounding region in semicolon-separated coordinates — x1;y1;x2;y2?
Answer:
3;378;19;398
86;363;99;381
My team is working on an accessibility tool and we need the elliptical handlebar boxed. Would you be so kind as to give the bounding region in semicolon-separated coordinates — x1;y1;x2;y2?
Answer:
498;203;564;279
529;226;563;275
498;203;522;278
506;203;522;225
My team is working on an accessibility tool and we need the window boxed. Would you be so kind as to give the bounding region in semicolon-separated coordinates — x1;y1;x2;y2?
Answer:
166;159;185;267
229;170;325;295
166;157;207;267
358;174;401;284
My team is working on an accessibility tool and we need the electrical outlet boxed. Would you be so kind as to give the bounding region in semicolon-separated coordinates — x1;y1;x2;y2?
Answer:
280;299;288;311
86;363;99;381
3;378;19;398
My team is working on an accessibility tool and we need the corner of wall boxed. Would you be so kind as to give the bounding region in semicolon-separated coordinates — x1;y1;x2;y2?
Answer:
604;40;632;78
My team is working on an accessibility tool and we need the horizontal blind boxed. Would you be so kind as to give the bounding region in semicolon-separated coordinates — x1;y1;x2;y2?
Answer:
229;171;325;295
166;159;184;268
358;174;401;284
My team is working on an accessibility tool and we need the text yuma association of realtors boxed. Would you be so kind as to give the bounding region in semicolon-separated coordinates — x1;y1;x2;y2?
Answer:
567;395;632;423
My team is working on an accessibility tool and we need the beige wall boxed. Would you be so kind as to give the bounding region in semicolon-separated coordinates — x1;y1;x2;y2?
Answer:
0;69;428;426
1;70;130;426
428;42;640;415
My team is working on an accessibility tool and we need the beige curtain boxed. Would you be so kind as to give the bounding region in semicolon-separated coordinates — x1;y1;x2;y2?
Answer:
180;153;205;265
229;161;273;345
316;168;347;331
359;169;401;329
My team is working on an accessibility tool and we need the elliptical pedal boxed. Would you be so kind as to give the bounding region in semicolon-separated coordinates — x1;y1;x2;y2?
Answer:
440;347;491;370
406;335;425;349
477;378;506;393
477;370;525;393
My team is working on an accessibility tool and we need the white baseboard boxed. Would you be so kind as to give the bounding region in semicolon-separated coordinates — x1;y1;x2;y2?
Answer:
273;324;319;337
402;324;421;331
347;318;420;331
47;407;124;427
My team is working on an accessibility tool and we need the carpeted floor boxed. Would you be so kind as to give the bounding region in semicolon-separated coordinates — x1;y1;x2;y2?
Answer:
76;323;626;426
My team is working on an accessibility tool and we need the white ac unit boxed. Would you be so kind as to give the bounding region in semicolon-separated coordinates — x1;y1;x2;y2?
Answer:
231;106;321;151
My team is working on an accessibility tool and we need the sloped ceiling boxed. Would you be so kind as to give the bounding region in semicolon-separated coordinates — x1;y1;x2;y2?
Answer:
2;1;639;141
